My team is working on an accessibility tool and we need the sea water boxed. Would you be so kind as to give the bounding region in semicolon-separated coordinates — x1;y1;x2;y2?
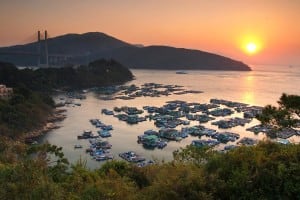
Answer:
42;65;300;169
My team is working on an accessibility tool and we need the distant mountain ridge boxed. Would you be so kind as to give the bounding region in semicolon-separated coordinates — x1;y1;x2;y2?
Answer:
0;32;251;71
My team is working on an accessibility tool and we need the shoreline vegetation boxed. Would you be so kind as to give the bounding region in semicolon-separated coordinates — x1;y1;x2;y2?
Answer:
22;108;67;144
0;60;300;199
1;136;299;198
0;59;134;142
0;59;134;92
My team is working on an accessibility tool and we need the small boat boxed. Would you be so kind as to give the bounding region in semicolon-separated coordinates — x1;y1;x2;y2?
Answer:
85;148;93;153
157;140;167;149
176;71;188;74
101;109;114;115
74;144;83;149
119;151;145;163
95;153;114;161
97;130;112;138
101;125;113;131
77;130;98;139
276;138;290;145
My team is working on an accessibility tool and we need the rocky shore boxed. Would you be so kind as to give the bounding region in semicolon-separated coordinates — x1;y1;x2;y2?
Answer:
23;108;67;144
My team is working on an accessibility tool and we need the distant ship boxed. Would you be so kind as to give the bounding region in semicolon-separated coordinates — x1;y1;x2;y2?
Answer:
176;70;188;74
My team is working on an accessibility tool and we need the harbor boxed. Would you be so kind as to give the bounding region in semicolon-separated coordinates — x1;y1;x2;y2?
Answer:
41;69;300;169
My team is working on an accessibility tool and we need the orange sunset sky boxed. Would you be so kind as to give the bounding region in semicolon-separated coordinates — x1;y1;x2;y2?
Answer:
0;0;299;66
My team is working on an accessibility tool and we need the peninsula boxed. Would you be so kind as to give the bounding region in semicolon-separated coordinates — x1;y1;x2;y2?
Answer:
0;59;133;91
0;59;133;139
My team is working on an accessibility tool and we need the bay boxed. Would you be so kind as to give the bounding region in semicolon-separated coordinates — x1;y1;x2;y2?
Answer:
42;66;300;169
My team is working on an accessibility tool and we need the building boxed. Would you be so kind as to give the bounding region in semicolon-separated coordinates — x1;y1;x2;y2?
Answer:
0;84;13;99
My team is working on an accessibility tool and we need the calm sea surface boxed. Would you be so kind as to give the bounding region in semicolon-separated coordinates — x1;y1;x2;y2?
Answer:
41;65;300;169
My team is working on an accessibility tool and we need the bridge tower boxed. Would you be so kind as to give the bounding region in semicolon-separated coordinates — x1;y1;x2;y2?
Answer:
37;31;40;66
37;30;49;67
45;30;49;66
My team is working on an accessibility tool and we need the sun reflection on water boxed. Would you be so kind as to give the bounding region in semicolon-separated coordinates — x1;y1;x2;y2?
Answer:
241;74;255;105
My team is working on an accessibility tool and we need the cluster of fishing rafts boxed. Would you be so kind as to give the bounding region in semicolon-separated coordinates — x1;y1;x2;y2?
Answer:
74;119;114;161
85;138;114;161
77;118;113;140
90;119;113;138
137;134;168;149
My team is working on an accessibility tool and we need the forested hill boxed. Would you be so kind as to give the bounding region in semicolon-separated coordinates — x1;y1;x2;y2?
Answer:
0;59;133;138
0;32;251;71
0;59;134;91
111;45;250;70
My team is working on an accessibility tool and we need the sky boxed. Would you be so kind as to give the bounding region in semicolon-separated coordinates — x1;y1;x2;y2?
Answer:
0;0;299;66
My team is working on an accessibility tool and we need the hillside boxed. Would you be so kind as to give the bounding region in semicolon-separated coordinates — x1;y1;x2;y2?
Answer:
0;59;133;138
0;59;133;91
112;46;250;70
0;32;251;71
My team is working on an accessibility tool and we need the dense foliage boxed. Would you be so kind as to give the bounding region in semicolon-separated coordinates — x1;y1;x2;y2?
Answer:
0;59;133;91
0;141;299;199
257;93;300;129
0;63;299;200
0;85;54;138
0;59;133;139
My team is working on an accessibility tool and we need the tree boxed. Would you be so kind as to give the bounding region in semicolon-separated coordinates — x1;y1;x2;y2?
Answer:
257;93;300;129
278;93;300;117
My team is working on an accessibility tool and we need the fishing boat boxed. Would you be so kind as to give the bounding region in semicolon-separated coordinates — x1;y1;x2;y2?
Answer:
74;144;83;148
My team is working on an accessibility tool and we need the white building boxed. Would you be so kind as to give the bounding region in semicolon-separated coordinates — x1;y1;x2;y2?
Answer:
0;84;13;99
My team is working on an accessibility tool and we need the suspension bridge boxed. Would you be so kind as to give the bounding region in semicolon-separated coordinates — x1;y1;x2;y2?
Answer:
0;31;83;67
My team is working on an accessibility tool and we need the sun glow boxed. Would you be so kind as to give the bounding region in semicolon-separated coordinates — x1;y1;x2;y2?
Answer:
239;34;263;55
246;43;257;53
243;40;262;55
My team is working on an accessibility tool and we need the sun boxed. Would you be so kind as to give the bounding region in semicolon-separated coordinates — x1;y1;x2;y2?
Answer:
239;35;262;55
246;42;257;53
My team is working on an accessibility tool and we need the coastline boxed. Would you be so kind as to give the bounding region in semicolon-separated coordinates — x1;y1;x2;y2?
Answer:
22;108;67;144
